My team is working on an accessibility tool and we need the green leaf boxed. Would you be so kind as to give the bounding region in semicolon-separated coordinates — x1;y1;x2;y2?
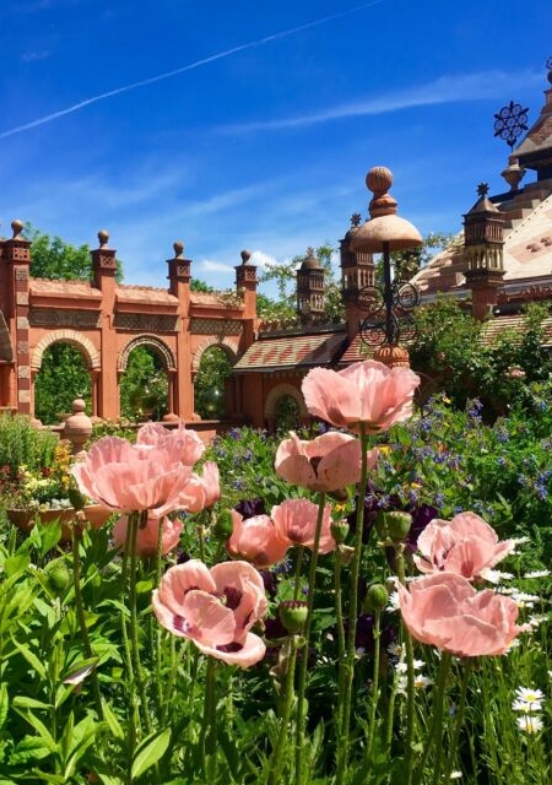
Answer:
10;735;51;765
11;638;47;679
13;696;52;711
130;727;171;780
0;683;8;730
4;553;30;579
39;521;62;555
101;698;124;740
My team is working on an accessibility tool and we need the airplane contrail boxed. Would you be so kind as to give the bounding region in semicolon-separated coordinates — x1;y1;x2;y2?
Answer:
0;1;385;140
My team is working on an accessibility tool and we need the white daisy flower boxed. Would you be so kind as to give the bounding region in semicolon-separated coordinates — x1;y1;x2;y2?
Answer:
386;591;400;612
525;570;550;579
480;568;514;584
449;773;462;780
516;715;543;733
512;699;544;713
514;687;545;706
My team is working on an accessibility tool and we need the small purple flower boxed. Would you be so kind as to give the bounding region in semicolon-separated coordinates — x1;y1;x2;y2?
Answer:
234;497;266;519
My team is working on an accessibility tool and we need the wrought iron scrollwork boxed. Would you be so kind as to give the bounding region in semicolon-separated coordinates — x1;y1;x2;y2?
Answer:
357;280;419;347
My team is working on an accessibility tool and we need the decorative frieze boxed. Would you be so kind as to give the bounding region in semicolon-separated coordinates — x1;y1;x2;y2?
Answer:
29;308;101;329
113;313;179;332
14;267;28;281
189;318;243;336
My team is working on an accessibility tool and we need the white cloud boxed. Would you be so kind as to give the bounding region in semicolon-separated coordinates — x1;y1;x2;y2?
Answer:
249;250;281;268
221;69;542;133
200;259;235;273
21;50;51;63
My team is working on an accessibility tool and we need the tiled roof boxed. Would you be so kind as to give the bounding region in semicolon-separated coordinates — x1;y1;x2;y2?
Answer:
481;314;552;346
116;285;178;305
339;333;372;365
234;331;345;371
30;279;102;299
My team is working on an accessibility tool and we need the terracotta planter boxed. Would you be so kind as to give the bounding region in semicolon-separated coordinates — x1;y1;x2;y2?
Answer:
6;505;112;541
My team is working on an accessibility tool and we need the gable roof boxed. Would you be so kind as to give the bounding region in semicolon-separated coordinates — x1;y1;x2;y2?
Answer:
234;330;345;372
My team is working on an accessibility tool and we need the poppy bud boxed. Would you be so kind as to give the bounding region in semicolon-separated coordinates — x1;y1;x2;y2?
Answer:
381;511;412;542
68;487;88;511
45;558;71;595
213;509;234;540
330;519;349;544
279;600;308;634
363;583;389;613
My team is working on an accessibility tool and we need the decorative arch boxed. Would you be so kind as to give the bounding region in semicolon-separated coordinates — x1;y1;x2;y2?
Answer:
264;383;308;422
32;330;101;372
118;335;176;373
192;337;239;373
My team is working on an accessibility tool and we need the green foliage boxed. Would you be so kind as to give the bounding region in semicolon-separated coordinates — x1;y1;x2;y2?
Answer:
119;346;168;421
258;244;344;323
410;299;552;414
0;414;59;479
35;343;92;425
194;347;233;419
25;224;124;283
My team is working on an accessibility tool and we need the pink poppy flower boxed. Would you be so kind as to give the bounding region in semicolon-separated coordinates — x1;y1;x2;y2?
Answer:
137;422;205;466
275;431;374;492
414;512;515;580
226;511;290;568
271;499;336;554
113;514;183;558
302;360;420;434
398;572;521;657
152;559;267;667
72;436;193;517
178;462;221;514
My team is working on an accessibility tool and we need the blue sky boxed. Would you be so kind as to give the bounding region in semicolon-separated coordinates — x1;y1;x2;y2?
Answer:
0;0;551;296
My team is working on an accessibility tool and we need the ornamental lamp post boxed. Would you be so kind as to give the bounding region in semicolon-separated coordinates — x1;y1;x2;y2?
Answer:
349;166;422;368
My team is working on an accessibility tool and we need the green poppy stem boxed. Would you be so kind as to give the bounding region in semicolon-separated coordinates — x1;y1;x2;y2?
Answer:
200;657;217;780
336;425;369;784
395;542;416;785
294;491;327;785
267;637;298;785
443;660;470;784
364;607;382;767
414;651;452;785
128;511;153;735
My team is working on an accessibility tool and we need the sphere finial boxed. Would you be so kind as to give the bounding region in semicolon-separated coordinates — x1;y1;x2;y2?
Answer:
11;219;24;239
98;229;109;248
241;249;252;265
173;240;184;258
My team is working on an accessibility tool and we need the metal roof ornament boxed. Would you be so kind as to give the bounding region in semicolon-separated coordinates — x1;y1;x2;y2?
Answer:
493;101;529;150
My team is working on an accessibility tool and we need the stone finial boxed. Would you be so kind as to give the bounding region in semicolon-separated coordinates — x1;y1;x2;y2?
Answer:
547;55;552;85
63;398;93;455
477;183;489;197
11;219;24;240
351;213;362;227
98;229;109;248
241;249;252;265
366;166;398;218
501;157;525;191
173;240;184;259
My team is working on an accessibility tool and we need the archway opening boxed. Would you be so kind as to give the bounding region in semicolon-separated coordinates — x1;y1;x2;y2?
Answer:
120;345;169;421
194;346;233;419
274;394;301;433
35;343;91;424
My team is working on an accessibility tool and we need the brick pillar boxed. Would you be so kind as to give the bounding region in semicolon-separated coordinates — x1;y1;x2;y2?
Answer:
3;220;31;415
91;230;119;419
235;250;258;353
167;241;193;419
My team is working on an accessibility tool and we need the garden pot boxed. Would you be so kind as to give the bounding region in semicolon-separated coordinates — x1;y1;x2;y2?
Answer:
6;505;113;542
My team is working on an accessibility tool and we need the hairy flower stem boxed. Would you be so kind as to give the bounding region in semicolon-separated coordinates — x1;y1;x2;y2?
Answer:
120;517;138;763
71;525;104;722
154;517;165;719
364;608;382;769
415;652;452;785
267;637;298;785
443;661;470;784
128;511;153;735
336;426;369;784
294;491;327;785
334;547;346;735
200;658;217;780
395;543;416;785
293;546;305;601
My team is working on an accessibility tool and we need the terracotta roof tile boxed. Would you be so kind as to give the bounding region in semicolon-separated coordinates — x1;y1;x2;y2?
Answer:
234;331;345;371
116;285;178;305
30;279;102;299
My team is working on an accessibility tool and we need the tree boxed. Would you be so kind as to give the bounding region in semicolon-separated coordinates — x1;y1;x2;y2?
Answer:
258;243;344;322
120;347;168;421
24;224;124;282
35;344;91;424
194;347;233;419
